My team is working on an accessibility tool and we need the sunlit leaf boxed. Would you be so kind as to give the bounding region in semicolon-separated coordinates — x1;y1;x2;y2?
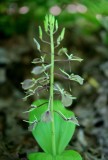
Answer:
21;79;35;90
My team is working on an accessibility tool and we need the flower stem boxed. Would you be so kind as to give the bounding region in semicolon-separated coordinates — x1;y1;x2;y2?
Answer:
50;27;56;156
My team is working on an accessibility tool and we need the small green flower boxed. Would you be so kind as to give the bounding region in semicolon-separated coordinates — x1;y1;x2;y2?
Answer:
41;110;52;122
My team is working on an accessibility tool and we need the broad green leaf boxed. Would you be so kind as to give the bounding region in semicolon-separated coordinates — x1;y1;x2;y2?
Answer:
29;100;76;154
28;152;52;160
33;38;41;51
28;150;82;160
59;150;82;160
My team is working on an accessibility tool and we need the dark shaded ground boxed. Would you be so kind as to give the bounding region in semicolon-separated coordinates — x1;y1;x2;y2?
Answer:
0;36;108;160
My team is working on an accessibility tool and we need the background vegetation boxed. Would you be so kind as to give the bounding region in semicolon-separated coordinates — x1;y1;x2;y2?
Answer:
0;0;108;160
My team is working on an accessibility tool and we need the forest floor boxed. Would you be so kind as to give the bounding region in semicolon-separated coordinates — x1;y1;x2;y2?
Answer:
0;36;108;160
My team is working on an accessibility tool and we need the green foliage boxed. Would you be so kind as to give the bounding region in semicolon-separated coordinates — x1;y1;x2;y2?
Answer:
29;100;76;154
1;0;108;38
22;14;83;160
28;150;82;160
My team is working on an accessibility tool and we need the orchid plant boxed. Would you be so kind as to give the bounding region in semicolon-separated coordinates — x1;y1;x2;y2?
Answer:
22;14;84;160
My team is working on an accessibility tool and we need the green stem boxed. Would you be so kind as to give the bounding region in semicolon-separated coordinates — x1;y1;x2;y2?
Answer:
50;28;56;156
